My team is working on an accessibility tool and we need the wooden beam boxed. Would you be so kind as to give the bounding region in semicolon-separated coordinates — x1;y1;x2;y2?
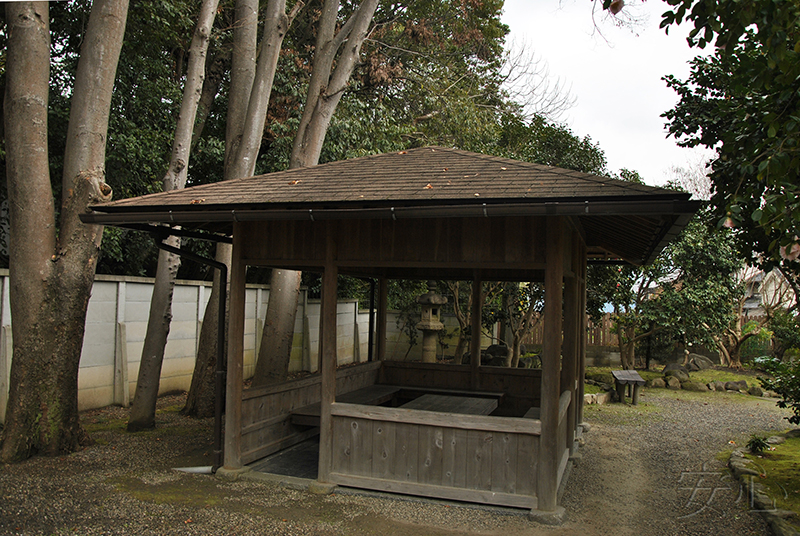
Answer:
224;226;246;469
577;242;588;431
317;230;338;483
561;230;580;454
376;277;388;362
470;273;483;390
537;216;563;512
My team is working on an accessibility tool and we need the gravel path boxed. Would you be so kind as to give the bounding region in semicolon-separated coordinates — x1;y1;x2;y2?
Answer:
0;389;793;535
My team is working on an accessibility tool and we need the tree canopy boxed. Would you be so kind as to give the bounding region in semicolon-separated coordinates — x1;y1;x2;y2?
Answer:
659;1;800;279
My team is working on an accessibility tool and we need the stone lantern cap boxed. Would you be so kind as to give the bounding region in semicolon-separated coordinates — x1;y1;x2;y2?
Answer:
416;292;448;306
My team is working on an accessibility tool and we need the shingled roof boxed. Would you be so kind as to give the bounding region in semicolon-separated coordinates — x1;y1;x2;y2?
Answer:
91;146;685;210
83;146;700;265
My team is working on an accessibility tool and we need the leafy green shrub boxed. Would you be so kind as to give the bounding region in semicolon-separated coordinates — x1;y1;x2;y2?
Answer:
760;358;800;425
768;309;800;361
747;434;770;454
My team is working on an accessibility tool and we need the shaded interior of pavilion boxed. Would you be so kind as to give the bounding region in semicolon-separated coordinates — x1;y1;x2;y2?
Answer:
82;147;700;517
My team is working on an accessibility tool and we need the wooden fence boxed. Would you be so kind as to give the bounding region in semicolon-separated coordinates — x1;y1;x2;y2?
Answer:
524;314;618;348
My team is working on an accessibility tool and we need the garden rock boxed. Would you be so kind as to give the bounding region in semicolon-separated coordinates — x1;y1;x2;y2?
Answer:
665;376;682;390
485;344;508;358
664;369;690;382
648;378;666;389
682;380;709;392
517;355;537;368
711;380;727;392
748;385;764;397
688;353;714;370
485;356;507;367
725;380;748;392
663;363;689;374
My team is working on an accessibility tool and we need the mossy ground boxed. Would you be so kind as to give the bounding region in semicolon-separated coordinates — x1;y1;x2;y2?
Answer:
742;435;800;516
585;365;765;388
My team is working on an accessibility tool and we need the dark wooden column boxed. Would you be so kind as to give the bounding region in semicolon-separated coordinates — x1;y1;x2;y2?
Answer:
224;226;246;469
577;243;588;431
376;276;389;362
537;216;563;512
470;272;483;390
561;230;580;456
317;232;338;483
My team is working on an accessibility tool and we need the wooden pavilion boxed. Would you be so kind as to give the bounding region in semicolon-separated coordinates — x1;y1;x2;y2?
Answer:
83;147;699;519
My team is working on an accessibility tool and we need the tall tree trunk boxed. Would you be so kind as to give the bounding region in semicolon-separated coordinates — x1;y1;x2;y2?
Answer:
127;0;220;431
252;270;301;387
184;0;297;415
1;0;127;462
256;0;379;386
618;325;636;370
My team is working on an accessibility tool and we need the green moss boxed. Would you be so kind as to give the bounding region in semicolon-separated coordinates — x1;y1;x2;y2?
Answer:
585;366;661;383
110;474;226;508
583;399;662;426
585;366;763;389
742;436;800;517
156;404;184;414
83;418;128;434
584;383;604;394
689;369;762;388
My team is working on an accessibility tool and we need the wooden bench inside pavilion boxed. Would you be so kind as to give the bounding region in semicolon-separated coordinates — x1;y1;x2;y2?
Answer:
83;147;699;520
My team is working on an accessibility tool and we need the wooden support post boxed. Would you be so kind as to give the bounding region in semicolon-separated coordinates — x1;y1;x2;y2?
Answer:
224;228;246;470
577;244;588;431
317;232;338;483
562;230;582;456
470;273;483;390
536;216;563;514
562;272;578;455
376;277;388;362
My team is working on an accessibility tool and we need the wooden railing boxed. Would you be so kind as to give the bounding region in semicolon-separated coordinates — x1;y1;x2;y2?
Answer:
327;402;541;509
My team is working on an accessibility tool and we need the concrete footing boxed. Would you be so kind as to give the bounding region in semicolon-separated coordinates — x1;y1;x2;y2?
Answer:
528;506;566;525
215;466;252;481
308;480;337;495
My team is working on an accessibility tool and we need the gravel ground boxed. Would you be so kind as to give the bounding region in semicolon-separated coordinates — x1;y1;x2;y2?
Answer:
0;388;794;535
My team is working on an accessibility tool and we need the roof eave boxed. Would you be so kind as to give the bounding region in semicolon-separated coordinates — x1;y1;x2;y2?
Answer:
81;198;701;227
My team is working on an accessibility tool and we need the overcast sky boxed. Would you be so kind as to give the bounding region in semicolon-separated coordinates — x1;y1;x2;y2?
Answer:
500;0;712;186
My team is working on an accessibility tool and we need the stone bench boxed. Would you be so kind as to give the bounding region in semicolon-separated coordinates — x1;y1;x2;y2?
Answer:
611;370;645;405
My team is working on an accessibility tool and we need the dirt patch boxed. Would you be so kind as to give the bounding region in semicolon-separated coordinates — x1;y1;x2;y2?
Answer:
0;390;793;535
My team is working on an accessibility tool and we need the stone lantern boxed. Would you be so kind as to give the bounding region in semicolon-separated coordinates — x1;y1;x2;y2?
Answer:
416;281;448;363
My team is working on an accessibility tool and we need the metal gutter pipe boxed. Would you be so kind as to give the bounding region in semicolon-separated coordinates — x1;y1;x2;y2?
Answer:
82;198;702;226
152;236;227;474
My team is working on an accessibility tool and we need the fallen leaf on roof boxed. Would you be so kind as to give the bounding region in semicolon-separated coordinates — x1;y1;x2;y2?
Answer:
501;167;507;170
474;193;480;197
424;183;433;189
190;198;206;204
288;180;301;185
442;167;448;171
398;151;407;154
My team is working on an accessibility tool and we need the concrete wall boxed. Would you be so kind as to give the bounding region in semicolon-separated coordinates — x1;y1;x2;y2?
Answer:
0;271;471;422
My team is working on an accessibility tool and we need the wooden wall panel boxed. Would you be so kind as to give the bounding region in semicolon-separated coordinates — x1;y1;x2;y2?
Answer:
329;403;541;508
239;216;547;274
380;361;542;415
240;361;380;464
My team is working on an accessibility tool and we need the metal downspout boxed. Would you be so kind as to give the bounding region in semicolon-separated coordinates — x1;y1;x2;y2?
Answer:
152;237;227;473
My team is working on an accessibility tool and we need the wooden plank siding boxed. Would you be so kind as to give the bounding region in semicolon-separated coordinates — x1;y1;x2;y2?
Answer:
380;361;542;416
240;361;381;465
238;217;547;280
328;403;541;509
